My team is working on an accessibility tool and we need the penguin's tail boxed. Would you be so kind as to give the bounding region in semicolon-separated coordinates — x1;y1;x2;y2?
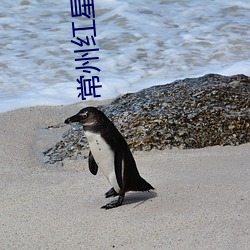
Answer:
132;176;154;192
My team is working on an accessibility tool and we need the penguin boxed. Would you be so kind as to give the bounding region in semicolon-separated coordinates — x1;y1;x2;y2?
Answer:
65;107;154;209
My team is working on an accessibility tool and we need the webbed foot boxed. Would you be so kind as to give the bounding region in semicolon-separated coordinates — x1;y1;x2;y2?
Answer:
105;187;118;198
101;196;124;209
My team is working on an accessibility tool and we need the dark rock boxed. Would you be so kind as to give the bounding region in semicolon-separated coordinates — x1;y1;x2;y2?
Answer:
43;74;250;163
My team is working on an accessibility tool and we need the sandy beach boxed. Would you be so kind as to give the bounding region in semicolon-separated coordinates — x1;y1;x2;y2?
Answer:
0;101;249;249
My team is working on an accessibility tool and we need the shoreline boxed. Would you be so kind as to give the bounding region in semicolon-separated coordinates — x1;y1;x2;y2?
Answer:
0;102;249;249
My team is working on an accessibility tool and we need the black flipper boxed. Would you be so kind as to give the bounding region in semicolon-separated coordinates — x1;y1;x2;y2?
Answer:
105;187;118;198
114;145;123;190
101;196;124;209
88;151;98;175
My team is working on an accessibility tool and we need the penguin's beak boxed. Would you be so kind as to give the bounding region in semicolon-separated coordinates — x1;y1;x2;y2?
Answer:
64;114;81;124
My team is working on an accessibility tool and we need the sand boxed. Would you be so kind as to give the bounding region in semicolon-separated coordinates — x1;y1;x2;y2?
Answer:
0;101;249;250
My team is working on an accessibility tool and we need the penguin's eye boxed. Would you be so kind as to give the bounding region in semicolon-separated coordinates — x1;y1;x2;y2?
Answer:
79;112;88;119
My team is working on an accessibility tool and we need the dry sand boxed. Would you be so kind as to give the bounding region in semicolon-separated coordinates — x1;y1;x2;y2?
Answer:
0;101;249;249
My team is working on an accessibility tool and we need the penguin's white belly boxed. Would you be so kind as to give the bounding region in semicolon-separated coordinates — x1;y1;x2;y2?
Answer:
85;131;120;193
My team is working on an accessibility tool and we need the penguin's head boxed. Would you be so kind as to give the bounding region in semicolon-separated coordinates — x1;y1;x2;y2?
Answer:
65;107;109;129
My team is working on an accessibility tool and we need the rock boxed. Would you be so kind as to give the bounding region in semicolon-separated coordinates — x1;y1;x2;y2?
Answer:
43;74;250;164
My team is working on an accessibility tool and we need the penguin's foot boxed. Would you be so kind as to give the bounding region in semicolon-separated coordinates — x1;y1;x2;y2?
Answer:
105;187;118;198
101;196;124;209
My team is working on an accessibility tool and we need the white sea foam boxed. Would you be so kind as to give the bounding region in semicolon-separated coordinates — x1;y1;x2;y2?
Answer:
0;0;249;112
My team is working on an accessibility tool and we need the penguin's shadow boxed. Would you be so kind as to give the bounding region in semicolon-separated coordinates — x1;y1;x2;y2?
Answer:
122;191;157;208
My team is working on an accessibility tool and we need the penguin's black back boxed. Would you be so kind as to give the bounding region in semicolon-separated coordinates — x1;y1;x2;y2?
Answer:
102;122;154;192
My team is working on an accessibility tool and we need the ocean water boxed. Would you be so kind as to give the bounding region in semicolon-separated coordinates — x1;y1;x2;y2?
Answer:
0;0;249;112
